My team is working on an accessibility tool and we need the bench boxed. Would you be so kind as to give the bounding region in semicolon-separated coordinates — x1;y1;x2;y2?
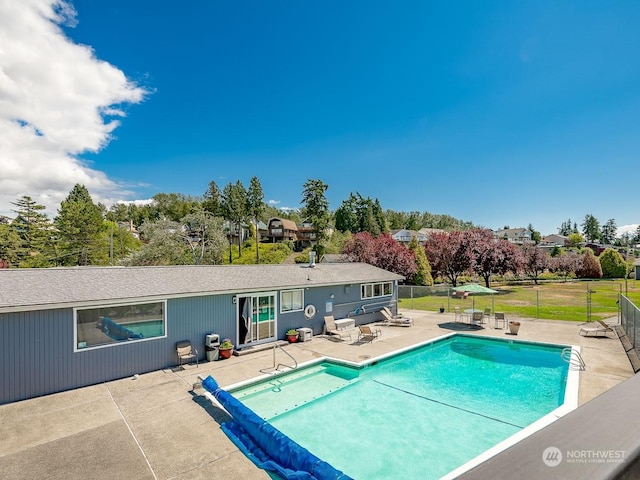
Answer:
451;290;469;299
334;318;355;330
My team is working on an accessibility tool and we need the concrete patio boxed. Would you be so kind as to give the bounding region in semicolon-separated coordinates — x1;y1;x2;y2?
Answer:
0;310;634;480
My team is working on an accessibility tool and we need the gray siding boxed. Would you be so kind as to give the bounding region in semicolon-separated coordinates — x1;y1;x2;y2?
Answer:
1;284;396;404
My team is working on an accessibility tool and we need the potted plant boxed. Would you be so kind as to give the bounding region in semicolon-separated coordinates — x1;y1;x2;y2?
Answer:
219;338;234;359
508;321;521;335
286;329;299;343
439;305;445;313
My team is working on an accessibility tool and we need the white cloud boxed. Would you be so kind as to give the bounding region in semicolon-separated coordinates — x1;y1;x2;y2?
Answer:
0;0;147;217
268;199;280;206
617;224;639;237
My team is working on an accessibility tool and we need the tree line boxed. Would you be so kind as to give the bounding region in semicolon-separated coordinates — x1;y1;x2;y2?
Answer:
1;177;636;283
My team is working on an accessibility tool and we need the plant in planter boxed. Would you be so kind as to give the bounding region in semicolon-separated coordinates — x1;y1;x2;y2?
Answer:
286;329;299;343
508;321;521;335
219;339;234;359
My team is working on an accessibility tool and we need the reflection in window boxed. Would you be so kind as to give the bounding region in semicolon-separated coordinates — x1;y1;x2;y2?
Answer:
361;282;393;299
281;289;304;313
75;301;166;350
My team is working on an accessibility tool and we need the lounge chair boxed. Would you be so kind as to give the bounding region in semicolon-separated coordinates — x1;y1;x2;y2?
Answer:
380;308;413;327
382;306;403;319
483;308;491;323
470;312;484;325
494;312;507;329
580;320;616;338
324;315;352;341
454;306;462;322
357;325;382;343
176;340;198;367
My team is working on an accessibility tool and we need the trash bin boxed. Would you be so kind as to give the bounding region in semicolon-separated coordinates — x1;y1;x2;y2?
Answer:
205;334;220;361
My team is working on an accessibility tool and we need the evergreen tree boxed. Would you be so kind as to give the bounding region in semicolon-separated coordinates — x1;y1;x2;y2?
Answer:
599;248;626;278
408;236;433;286
600;219;617;245
301;179;330;255
246;176;265;263
55;184;105;266
203;180;223;217
581;214;601;242
10;195;53;266
221;180;248;261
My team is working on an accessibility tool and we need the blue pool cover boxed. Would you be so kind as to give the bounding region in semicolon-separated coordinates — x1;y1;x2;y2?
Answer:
202;376;352;480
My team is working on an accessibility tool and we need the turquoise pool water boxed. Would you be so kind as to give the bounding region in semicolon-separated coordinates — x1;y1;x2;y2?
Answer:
122;320;164;337
231;335;570;479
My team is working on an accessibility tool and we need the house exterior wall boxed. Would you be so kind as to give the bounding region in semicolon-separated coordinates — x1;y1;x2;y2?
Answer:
1;282;397;404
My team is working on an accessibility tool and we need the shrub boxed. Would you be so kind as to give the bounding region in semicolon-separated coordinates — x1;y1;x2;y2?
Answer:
599;248;627;278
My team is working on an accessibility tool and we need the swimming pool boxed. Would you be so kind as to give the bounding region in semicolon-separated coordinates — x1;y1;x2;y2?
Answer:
229;334;577;479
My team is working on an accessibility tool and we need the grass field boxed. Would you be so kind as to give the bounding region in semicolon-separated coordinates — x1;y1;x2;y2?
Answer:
398;279;640;322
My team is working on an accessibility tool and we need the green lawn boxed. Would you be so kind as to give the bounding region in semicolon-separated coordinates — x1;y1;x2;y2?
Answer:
399;279;640;322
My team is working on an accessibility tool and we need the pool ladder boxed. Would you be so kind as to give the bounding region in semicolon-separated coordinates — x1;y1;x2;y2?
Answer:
561;347;585;371
260;344;298;374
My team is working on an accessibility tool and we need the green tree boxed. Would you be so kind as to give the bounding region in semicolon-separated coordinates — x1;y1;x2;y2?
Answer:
246;176;265;263
203;181;223;217
10;195;54;266
527;223;541;244
408;236;433;286
152;192;198;221
598;248;626;278
581;214;601;242
55;185;106;266
0;223;22;266
567;232;585;247
558;219;573;236
221;181;248;261
122;219;189;265
600;218;617;245
104;220;142;265
301;179;330;255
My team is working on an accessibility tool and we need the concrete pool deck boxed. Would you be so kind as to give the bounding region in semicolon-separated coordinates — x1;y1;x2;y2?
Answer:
0;310;634;480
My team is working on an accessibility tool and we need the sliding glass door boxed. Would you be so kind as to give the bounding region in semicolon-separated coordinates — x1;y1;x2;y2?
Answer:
237;292;277;347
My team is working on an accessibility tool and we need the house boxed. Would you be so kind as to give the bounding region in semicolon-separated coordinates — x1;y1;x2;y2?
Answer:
390;229;427;243
266;217;298;242
0;263;402;404
494;228;533;245
540;234;569;247
418;227;445;239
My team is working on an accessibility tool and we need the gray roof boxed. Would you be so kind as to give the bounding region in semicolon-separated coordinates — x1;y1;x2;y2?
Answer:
0;263;402;312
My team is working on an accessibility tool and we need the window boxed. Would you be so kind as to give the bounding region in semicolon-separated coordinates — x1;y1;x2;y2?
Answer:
361;282;393;299
75;301;166;351
280;289;304;313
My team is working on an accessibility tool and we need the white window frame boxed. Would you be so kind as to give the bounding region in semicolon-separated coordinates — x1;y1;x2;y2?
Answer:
361;282;393;299
74;300;167;352
280;289;304;313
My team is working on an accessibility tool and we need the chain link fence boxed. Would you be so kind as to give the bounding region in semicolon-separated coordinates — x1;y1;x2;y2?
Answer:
398;280;630;322
620;295;640;352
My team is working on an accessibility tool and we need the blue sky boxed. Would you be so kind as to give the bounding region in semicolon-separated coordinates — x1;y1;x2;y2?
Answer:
1;1;639;236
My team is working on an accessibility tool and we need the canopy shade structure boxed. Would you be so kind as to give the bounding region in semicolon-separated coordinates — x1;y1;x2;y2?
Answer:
452;283;499;311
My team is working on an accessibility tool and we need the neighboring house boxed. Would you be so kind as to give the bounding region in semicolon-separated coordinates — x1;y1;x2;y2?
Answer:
540;234;569;247
494;228;533;245
390;229;427;244
266;217;298;242
223;220;251;245
418;227;445;239
583;243;607;256
296;219;316;248
117;220;139;239
635;259;640;280
0;263;402;404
